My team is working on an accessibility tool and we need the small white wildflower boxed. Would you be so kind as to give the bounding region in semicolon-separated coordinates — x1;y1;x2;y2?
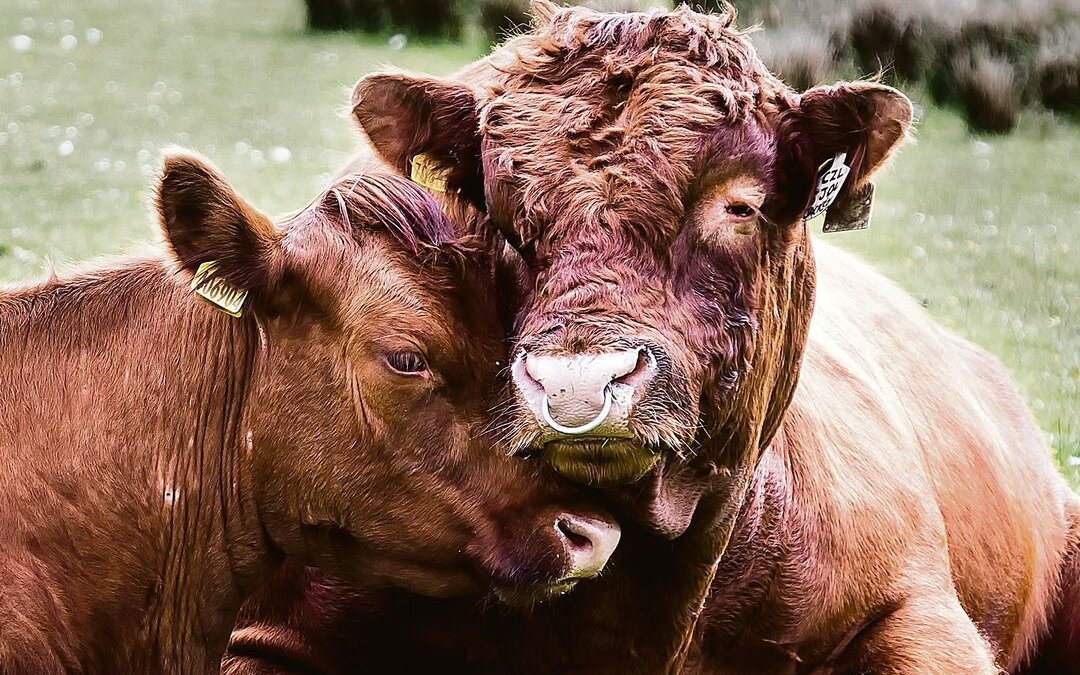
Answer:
269;146;291;164
10;35;33;53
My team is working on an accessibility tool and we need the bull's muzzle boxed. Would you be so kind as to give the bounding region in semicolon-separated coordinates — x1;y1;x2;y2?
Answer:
541;385;612;435
512;347;662;486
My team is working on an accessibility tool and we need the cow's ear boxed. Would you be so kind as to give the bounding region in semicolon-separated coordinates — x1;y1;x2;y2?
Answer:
156;149;283;298
778;82;913;228
350;73;484;208
798;81;912;183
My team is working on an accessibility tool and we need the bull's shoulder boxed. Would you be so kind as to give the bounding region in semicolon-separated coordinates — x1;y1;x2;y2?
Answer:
803;241;1059;493
762;241;1072;657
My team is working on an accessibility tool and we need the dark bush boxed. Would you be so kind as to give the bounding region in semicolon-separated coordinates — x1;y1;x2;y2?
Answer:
725;0;1077;134
928;39;965;106
350;0;390;32
386;0;466;39
306;0;464;36
754;28;834;91
893;14;951;82
1038;58;1080;114
306;0;385;31
849;4;904;76
1036;25;1080;114
953;48;1020;133
957;12;1043;64
305;0;351;30
479;0;531;43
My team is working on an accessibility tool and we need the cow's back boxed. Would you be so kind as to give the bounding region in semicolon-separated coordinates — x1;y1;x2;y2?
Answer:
699;240;1075;672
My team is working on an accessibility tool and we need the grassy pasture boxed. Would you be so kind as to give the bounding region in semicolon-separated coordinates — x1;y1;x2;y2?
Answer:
1;0;1076;484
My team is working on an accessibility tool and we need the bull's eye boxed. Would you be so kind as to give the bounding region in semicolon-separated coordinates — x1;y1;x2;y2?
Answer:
385;351;428;376
726;202;756;219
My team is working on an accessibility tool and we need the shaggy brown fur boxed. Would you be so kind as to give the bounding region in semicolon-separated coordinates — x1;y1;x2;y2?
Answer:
0;151;616;674
222;247;1080;675
223;2;1079;674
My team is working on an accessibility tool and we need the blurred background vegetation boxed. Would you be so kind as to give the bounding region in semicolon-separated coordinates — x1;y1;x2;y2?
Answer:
309;0;1080;132
0;0;1076;484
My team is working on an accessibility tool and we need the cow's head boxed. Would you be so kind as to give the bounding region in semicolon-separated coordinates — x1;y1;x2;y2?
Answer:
352;2;912;535
156;150;619;602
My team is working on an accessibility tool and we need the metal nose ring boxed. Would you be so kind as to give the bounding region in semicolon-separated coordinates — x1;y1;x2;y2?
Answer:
541;386;613;435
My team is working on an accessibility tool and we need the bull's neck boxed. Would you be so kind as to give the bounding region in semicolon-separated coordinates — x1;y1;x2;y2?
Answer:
659;235;816;673
0;259;276;673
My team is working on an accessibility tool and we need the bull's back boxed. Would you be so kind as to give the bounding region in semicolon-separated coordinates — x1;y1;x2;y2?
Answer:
795;241;1074;668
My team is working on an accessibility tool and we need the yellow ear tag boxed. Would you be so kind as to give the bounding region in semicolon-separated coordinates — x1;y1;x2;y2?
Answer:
410;153;454;194
191;261;248;318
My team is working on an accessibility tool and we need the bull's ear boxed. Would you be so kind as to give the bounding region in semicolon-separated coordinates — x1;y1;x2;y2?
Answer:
350;73;484;208
156;149;283;301
781;82;913;229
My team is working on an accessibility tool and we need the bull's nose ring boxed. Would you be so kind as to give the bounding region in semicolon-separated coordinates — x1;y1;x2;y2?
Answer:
541;387;613;435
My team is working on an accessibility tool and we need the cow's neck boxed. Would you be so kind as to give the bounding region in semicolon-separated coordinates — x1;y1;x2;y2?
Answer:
0;259;276;673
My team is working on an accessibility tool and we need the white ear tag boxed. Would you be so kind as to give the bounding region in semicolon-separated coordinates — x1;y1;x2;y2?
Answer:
804;152;850;221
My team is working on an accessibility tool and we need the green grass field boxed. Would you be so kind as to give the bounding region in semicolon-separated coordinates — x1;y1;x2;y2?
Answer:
2;0;1076;484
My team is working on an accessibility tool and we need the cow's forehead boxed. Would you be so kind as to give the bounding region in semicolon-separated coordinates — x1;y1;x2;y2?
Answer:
483;4;783;108
478;5;789;241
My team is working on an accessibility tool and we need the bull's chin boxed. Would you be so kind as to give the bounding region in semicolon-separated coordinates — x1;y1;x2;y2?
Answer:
493;579;580;607
542;439;660;488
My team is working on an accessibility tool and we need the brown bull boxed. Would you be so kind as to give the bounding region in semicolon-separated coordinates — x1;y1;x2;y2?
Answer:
350;3;1080;671
222;3;1079;674
0;151;619;674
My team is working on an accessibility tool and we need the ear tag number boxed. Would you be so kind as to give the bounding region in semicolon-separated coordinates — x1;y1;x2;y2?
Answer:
805;152;850;221
191;261;248;318
410;153;454;194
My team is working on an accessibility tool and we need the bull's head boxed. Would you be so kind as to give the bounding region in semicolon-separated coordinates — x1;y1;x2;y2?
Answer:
351;1;912;536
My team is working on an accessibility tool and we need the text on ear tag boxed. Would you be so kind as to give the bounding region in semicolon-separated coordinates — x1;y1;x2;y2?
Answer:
191;261;248;318
410;153;453;194
805;152;850;221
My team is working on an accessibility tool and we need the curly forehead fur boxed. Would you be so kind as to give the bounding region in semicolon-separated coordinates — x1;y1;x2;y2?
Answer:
479;3;793;244
508;2;778;93
309;172;468;256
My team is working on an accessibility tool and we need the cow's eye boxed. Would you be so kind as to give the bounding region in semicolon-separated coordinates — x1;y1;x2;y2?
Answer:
385;351;428;376
726;203;756;219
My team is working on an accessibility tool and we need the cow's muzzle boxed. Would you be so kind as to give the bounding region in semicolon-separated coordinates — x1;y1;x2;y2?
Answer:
493;513;621;606
512;346;662;486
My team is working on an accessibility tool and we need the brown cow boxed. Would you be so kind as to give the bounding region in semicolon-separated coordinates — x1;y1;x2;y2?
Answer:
0;150;620;674
346;2;1080;673
220;4;1079;675
221;252;1080;672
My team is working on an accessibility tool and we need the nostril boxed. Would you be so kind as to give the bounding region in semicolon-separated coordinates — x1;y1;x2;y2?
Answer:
512;351;546;400
554;514;621;580
556;518;592;551
612;346;657;392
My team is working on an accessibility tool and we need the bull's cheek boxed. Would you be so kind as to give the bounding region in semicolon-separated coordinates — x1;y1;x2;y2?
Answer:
542;440;660;488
